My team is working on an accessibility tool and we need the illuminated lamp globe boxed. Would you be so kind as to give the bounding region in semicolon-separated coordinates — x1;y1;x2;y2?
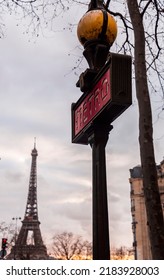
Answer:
77;9;117;46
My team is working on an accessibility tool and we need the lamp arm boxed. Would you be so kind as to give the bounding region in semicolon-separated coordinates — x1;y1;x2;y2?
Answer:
88;0;106;11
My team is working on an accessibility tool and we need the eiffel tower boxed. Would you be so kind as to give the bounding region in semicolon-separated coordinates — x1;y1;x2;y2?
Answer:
7;143;48;259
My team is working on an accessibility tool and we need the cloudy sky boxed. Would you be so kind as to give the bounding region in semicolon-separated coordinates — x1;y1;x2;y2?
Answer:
0;2;164;253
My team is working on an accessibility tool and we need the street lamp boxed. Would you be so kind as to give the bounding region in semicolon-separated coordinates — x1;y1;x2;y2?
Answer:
12;217;21;259
76;0;117;92
77;0;117;260
72;0;132;260
12;217;21;242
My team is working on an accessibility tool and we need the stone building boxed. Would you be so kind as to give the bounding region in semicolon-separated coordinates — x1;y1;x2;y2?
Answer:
129;160;164;260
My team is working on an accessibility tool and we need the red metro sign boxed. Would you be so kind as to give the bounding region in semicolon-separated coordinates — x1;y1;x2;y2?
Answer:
74;70;110;136
72;53;132;144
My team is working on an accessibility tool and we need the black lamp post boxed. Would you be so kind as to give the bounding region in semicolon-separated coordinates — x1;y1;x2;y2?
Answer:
12;217;21;259
88;123;113;259
72;0;132;260
76;0;117;260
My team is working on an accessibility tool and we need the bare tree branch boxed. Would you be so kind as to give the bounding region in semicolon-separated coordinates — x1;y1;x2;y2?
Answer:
141;0;152;17
52;232;92;260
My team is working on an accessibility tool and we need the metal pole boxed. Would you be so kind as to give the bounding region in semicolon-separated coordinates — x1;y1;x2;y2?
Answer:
88;123;113;260
132;221;138;260
12;217;21;259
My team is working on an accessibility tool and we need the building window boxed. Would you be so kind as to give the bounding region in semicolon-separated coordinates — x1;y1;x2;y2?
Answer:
131;199;135;212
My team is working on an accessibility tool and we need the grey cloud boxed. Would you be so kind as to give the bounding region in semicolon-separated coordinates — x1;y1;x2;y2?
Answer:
4;171;24;183
0;7;163;250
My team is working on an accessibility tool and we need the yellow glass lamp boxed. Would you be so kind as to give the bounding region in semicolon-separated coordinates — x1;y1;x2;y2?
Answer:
76;4;118;91
77;9;117;47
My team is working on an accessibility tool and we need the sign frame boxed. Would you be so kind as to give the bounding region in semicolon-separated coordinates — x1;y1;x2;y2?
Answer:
72;53;132;144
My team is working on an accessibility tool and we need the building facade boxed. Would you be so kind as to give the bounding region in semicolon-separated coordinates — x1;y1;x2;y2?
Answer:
129;160;164;260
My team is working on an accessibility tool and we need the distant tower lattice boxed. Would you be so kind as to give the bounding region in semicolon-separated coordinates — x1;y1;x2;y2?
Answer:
7;144;48;260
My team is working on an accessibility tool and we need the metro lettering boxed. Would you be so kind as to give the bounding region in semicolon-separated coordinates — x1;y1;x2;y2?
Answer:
74;70;111;136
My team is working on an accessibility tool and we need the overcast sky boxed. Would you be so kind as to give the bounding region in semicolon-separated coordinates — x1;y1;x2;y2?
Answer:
0;3;164;253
